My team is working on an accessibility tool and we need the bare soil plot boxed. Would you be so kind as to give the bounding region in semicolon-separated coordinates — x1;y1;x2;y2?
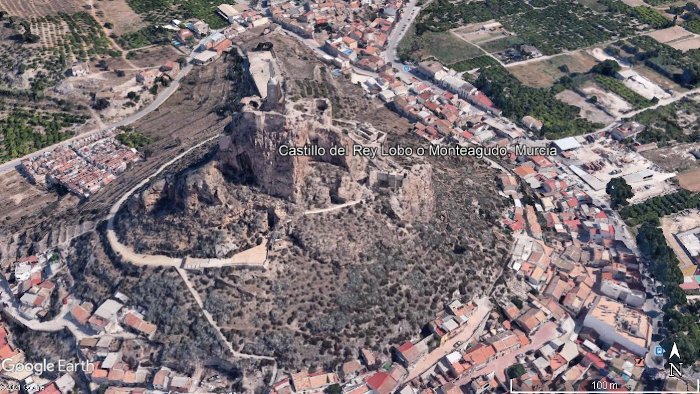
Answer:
641;143;700;173
508;51;599;87
661;209;700;271
555;90;615;125
92;0;146;35
127;45;182;68
0;0;84;17
678;167;700;192
621;0;646;5
669;36;700;52
647;26;695;44
451;21;511;45
578;80;633;117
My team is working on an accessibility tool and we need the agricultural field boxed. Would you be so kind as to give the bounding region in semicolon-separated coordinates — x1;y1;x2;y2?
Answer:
473;66;601;138
397;27;485;64
508;51;600;87
451;22;512;46
0;12;118;90
592;74;654;108
126;0;228;30
413;0;653;59
620;189;700;226
118;26;174;50
479;36;526;54
605;35;700;88
599;0;673;29
577;79;635;116
93;0;146;36
646;25;700;52
499;2;642;55
450;55;502;72
0;0;84;17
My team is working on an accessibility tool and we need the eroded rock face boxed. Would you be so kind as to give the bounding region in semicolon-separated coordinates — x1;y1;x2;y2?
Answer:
134;162;231;215
218;99;367;205
389;164;436;223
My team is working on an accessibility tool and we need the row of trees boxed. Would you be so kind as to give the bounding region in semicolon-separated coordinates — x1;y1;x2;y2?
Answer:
620;189;700;226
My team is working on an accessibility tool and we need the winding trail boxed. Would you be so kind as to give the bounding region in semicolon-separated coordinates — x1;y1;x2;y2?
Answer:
176;268;278;384
303;199;363;215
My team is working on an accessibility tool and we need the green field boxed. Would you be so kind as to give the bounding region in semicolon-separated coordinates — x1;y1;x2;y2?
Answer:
398;27;485;64
450;55;501;72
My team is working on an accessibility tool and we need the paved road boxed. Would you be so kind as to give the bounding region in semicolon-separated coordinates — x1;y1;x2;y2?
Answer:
105;135;218;265
405;297;492;382
383;0;421;64
0;271;91;340
0;27;242;175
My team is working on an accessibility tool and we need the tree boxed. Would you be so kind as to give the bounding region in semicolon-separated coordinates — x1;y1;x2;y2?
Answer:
606;177;633;208
324;384;342;394
507;364;526;379
590;59;622;77
93;98;110;110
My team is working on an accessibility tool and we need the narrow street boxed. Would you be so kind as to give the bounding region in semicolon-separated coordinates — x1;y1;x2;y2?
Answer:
405;297;492;382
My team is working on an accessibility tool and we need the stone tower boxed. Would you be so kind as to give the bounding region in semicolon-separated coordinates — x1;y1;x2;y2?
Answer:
264;61;283;111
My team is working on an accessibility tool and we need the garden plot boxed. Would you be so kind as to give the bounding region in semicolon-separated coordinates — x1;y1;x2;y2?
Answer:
579;81;634;117
555;90;615;125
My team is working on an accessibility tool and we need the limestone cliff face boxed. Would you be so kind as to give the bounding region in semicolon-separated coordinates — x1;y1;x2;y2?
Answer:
218;99;367;204
219;110;305;201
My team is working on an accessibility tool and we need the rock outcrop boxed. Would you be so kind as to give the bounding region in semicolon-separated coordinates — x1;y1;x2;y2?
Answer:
388;164;435;223
218;98;367;205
